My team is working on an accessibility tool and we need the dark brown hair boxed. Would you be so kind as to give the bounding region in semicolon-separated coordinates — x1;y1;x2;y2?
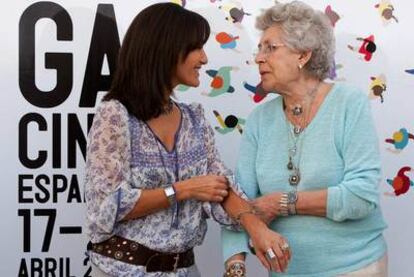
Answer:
104;3;210;121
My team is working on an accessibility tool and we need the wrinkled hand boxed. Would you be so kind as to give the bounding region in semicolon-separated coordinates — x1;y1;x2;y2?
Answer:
175;175;229;202
250;226;291;273
251;192;282;224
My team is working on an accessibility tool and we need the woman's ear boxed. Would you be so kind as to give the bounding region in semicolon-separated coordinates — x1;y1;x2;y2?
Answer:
298;50;312;68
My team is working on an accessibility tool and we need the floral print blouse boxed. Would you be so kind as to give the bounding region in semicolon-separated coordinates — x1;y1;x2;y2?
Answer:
85;100;241;276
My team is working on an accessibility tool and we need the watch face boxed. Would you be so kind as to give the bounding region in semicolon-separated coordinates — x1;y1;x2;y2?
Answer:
287;191;298;203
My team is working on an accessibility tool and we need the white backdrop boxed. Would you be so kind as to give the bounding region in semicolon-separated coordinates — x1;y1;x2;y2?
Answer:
1;0;413;276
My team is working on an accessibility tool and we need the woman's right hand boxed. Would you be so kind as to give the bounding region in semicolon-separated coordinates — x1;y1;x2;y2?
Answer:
174;175;229;202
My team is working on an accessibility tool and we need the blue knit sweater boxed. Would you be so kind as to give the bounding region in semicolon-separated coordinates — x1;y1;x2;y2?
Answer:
222;83;387;276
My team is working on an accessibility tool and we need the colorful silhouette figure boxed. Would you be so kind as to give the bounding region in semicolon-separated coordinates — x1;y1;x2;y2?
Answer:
203;66;236;97
369;74;387;103
325;5;340;27
215;32;239;50
227;7;250;23
243;81;269;103
385;166;413;196
375;1;398;24
213;110;245;134
348;35;377;62
219;3;250;24
385;128;414;152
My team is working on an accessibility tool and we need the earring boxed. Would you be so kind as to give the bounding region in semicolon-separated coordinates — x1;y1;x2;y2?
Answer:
298;64;303;69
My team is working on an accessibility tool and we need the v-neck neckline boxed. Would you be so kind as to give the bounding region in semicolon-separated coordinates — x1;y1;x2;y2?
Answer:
144;103;183;154
280;83;337;134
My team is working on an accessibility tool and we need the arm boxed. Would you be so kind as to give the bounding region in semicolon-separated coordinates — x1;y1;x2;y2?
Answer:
299;92;381;221
85;101;141;236
124;175;229;220
326;91;381;221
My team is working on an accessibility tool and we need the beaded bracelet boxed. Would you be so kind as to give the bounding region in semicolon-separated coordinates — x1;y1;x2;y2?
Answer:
223;260;246;277
235;208;258;224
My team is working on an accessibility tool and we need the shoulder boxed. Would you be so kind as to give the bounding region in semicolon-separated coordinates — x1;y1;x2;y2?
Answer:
92;99;130;130
331;83;369;107
95;99;129;118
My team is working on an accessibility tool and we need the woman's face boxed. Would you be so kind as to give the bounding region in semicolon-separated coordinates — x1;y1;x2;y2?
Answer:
174;48;208;88
255;25;302;92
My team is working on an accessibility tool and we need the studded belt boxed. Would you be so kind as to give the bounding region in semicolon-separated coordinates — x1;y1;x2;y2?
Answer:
87;236;195;272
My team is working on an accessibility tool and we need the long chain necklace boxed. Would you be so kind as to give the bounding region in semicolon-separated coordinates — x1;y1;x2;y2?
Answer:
285;82;321;187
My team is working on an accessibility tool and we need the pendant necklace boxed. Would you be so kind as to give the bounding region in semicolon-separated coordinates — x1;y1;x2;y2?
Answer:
285;81;321;187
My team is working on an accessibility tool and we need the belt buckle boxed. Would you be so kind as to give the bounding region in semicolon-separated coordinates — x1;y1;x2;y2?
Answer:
172;253;180;272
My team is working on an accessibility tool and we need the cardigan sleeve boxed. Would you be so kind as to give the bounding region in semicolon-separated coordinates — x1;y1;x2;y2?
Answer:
327;90;381;222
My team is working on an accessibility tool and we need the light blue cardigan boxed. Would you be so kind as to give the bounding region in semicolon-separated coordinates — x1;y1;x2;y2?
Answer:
222;83;387;277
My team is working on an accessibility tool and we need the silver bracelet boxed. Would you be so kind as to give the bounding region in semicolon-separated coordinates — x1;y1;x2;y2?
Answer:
278;191;298;216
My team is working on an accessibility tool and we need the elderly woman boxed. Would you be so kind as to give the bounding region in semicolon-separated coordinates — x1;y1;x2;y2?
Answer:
85;3;290;277
222;1;387;276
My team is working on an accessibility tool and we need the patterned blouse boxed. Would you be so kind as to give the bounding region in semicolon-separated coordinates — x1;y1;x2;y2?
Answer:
85;100;241;276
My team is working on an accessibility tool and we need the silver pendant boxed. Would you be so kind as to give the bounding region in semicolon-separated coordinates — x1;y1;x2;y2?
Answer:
289;172;300;186
292;106;303;116
293;126;302;135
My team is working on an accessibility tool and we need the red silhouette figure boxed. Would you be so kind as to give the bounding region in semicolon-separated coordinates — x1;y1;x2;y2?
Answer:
386;166;413;196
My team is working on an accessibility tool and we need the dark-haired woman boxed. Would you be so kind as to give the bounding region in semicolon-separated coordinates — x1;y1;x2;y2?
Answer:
85;3;290;276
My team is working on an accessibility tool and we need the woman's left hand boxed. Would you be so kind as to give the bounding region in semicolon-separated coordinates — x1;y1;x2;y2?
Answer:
249;224;291;273
251;192;282;224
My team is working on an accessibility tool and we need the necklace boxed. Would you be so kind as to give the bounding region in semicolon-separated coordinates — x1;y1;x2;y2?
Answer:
285;81;321;186
162;98;174;114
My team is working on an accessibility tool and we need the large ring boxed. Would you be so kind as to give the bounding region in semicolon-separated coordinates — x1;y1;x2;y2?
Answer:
281;242;290;251
265;248;276;260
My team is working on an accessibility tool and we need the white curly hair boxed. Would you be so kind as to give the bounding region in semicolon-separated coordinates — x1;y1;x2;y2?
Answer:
256;1;335;80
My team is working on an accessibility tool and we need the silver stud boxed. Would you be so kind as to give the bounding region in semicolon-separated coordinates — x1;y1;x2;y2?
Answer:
114;251;124;260
130;243;138;251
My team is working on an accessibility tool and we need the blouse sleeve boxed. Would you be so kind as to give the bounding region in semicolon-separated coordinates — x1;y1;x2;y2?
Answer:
85;100;141;240
327;89;381;222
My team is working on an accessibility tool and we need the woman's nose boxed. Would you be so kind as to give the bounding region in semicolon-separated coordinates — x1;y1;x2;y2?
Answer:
200;49;208;64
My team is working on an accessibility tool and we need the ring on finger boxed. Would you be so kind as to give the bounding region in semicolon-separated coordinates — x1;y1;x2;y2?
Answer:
281;242;290;252
265;248;276;260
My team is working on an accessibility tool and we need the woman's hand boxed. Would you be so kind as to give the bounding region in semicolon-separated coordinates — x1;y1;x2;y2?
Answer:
174;175;229;202
251;192;282;224
249;225;291;273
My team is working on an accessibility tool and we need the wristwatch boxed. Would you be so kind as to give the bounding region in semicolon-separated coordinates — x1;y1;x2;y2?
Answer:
279;191;298;216
164;186;176;206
